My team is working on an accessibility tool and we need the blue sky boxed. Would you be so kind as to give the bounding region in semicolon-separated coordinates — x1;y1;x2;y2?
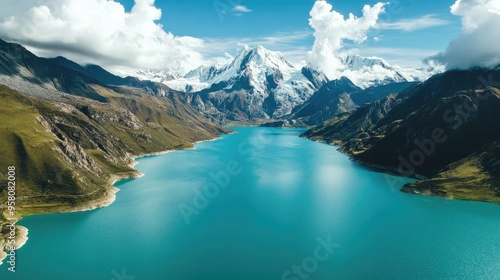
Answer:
1;0;480;75
117;0;462;67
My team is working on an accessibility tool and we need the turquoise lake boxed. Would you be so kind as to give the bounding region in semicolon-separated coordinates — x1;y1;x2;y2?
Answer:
2;127;500;279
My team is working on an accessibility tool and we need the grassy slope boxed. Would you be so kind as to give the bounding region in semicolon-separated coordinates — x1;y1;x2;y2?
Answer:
0;86;97;218
0;84;228;221
401;142;500;204
0;83;229;261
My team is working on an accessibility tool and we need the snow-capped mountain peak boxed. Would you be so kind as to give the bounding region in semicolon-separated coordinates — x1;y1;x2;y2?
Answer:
334;53;440;88
184;65;221;83
157;45;328;119
235;45;295;72
165;45;302;95
135;69;177;83
341;54;391;71
206;45;297;86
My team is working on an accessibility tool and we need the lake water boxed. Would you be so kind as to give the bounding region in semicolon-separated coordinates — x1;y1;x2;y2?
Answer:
2;127;500;279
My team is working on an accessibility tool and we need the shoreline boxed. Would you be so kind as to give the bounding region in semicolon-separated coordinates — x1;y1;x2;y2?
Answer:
0;134;226;266
0;226;28;266
125;136;226;171
306;137;427;180
305;136;500;205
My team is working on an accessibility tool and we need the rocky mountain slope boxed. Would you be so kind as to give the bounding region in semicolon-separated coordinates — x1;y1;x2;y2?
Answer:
350;82;418;106
139;46;434;125
287;77;361;126
304;69;500;203
181;46;329;123
270;80;416;127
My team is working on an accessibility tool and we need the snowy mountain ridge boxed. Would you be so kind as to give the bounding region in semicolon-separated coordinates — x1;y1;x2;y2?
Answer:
134;45;439;123
166;45;327;121
337;54;439;88
138;47;438;91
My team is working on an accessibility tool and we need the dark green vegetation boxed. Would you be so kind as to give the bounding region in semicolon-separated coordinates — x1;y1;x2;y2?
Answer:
304;69;500;203
0;39;228;229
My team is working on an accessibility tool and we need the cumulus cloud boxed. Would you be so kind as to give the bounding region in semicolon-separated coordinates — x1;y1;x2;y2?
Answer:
427;0;500;70
0;0;206;76
307;0;386;79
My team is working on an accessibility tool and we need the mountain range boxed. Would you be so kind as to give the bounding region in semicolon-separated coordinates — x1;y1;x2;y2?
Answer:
338;54;436;88
138;45;434;124
182;46;328;123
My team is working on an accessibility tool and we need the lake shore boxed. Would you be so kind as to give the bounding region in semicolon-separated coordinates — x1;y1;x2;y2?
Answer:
303;136;500;205
0;134;226;266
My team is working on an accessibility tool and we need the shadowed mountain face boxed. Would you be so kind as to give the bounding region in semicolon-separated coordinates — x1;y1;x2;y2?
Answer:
0;38;228;220
51;56;175;91
304;69;500;203
350;82;418;106
288;77;361;126
272;79;416;127
0;39;184;101
0;39;107;102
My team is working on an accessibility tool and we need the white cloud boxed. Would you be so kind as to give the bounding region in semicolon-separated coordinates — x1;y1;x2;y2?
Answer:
0;0;206;76
229;5;251;17
306;0;386;79
377;14;449;31
233;5;251;13
427;0;500;70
